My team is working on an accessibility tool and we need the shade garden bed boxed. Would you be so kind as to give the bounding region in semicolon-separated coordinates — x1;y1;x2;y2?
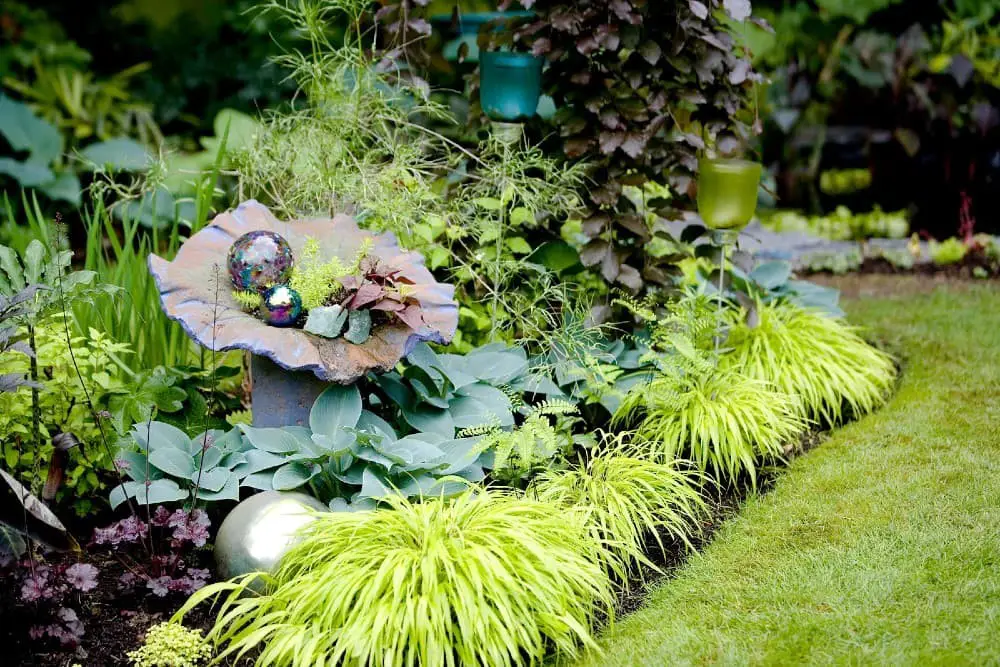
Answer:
0;199;901;664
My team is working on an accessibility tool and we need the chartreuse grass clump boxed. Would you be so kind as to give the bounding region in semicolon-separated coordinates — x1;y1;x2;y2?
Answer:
128;622;212;667
175;491;613;667
613;292;806;485
722;301;896;424
530;434;707;581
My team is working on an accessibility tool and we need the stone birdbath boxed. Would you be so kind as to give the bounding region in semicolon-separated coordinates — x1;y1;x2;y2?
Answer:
149;200;458;428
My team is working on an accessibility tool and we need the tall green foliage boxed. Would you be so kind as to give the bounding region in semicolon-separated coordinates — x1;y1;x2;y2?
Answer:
176;491;614;666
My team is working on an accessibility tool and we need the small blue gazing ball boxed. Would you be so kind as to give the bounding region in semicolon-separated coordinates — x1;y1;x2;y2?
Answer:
261;284;303;327
227;230;294;292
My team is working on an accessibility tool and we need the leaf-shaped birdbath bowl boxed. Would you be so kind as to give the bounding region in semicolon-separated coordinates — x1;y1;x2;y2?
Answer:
150;201;458;426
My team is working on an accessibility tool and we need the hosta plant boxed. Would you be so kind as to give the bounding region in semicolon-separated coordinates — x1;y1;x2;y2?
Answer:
373;341;553;438
175;491;614;667
111;424;247;508
530;435;706;581
235;384;487;511
722;301;897;424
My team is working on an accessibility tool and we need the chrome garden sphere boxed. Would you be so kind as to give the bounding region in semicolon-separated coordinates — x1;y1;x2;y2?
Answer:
227;230;294;292
214;491;328;581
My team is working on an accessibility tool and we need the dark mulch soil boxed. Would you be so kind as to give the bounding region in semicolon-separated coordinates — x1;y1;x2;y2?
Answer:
1;546;219;667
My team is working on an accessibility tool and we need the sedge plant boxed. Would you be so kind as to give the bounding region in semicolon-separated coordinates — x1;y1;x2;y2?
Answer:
613;292;806;485
721;300;897;424
175;490;614;667
530;433;707;582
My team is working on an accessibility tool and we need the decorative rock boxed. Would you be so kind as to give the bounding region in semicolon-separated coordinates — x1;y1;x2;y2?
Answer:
227;230;294;292
344;309;372;344
214;491;328;582
303;304;348;338
261;285;302;327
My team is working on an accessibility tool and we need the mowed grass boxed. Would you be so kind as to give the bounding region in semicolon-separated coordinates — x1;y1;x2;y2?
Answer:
575;282;1000;666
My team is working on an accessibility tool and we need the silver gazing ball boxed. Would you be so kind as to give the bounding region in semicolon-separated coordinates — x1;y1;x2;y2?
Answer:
214;491;328;581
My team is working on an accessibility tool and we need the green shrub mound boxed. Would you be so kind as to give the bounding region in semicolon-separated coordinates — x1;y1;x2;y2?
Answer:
614;369;806;486
722;302;897;424
176;491;613;667
530;439;706;581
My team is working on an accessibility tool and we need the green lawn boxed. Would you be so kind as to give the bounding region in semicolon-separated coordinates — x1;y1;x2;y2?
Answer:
577;282;1000;666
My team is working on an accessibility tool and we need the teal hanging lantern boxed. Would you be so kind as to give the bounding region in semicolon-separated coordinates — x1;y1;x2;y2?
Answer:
480;51;543;122
433;11;534;63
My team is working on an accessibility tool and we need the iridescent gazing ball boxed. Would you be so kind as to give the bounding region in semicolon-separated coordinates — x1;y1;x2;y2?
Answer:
214;491;328;583
261;285;303;327
227;230;294;292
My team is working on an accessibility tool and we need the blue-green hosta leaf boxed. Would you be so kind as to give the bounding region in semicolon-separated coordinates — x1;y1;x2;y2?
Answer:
0;94;62;163
509;372;564;396
447;395;502;429
375;373;415;410
0;158;54;187
195;446;223;471
196;477;240;501
382;436;446;472
433;355;479;390
131;421;190;453
435;437;486;475
231;449;287;476
110;479;189;509
237;424;303;454
455;384;515;426
358;467;394;499
0;246;25;292
79;137;151;171
462;348;529;384
22;242;44;286
148;448;196;478
219;451;248;470
214;427;247;453
749;260;792;290
401;403;454;438
332;461;367;486
191;467;230;492
240;471;276;490
393;471;475;500
309;384;362;437
114;451;164;483
356;410;396;440
311;431;356;456
355;445;400;470
272;461;319;491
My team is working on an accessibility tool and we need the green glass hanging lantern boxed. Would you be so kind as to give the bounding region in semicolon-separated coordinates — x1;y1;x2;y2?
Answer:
697;156;763;353
480;51;543;123
696;157;763;232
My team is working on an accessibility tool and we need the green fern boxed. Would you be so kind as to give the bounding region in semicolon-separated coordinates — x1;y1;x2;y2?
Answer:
481;401;580;485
